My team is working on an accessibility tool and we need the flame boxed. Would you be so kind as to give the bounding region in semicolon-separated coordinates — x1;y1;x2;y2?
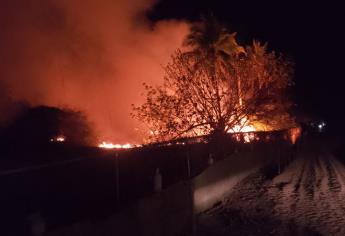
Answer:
56;136;65;142
233;132;256;143
288;127;301;144
227;117;256;133
50;135;65;142
243;132;255;143
227;117;256;143
98;141;136;149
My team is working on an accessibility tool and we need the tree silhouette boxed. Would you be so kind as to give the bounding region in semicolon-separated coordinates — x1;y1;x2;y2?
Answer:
184;15;245;59
132;20;294;143
2;106;96;147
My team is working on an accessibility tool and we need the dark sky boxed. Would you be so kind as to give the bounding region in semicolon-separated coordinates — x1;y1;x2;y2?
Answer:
149;0;345;131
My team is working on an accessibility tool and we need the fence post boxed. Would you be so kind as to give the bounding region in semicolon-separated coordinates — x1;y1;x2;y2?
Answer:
154;168;162;193
278;144;281;175
115;153;120;204
208;153;214;166
187;151;191;179
186;148;196;235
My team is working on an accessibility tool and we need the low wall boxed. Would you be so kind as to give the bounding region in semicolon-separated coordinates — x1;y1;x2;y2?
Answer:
47;149;276;236
193;151;273;213
47;180;193;236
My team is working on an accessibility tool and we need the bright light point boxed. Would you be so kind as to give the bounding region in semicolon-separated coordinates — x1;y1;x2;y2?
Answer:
50;135;65;142
56;136;65;142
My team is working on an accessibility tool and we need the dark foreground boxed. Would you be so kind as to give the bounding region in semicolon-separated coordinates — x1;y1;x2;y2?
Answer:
1;131;344;235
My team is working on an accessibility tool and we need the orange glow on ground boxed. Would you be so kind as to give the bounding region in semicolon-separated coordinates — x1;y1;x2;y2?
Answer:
98;141;136;149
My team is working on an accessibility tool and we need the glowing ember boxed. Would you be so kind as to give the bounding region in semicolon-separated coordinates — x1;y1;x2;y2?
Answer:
227;117;257;143
56;137;65;142
50;135;65;142
233;132;256;143
243;133;255;143
288;127;302;144
98;142;135;149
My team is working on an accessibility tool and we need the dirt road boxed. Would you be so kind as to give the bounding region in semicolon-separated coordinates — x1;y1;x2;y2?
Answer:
198;138;345;235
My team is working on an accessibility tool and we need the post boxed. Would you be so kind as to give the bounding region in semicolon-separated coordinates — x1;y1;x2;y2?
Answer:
208;153;214;166
187;151;191;178
154;168;162;193
187;149;196;235
190;181;196;236
115;153;120;204
278;145;281;175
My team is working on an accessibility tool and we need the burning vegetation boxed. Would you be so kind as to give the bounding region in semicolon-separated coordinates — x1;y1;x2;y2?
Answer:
0;8;298;149
132;18;296;143
0;0;189;144
1;106;95;148
98;142;138;149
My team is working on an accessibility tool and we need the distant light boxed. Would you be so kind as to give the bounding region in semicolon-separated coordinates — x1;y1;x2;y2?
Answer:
318;121;326;132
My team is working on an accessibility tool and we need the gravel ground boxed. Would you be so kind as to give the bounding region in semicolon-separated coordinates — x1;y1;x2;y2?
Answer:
197;139;345;235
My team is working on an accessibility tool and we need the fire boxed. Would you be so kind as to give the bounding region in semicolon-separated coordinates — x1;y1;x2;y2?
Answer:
233;132;256;143
227;117;256;133
56;136;65;142
50;135;65;142
243;132;255;143
98;141;135;149
227;117;257;143
288;127;302;144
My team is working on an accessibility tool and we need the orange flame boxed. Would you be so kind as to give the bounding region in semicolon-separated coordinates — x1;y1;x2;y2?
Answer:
227;117;256;133
98;141;136;149
288;127;302;144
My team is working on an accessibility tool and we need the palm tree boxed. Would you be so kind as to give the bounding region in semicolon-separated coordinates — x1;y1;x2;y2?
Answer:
184;15;245;60
184;16;246;108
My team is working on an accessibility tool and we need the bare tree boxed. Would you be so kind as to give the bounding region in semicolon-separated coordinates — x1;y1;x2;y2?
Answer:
132;24;294;143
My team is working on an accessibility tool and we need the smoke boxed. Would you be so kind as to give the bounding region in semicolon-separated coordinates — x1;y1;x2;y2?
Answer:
0;0;189;143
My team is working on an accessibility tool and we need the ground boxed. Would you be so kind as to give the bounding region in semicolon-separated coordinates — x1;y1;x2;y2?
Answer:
198;135;345;235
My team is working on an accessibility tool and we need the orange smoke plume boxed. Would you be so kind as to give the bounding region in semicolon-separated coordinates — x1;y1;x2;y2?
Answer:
0;0;189;143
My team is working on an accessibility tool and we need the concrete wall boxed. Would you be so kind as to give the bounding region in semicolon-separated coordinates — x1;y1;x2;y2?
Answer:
193;151;272;213
47;181;193;236
47;150;275;236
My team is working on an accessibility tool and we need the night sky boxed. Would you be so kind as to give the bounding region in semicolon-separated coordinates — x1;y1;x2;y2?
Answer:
149;0;345;132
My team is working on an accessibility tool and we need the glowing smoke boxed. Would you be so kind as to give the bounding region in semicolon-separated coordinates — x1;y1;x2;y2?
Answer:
0;0;189;143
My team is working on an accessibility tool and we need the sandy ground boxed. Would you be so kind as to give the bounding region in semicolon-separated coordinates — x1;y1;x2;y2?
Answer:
198;138;345;236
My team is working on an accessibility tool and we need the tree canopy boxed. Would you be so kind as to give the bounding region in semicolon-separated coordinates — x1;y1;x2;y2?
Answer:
132;19;295;143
